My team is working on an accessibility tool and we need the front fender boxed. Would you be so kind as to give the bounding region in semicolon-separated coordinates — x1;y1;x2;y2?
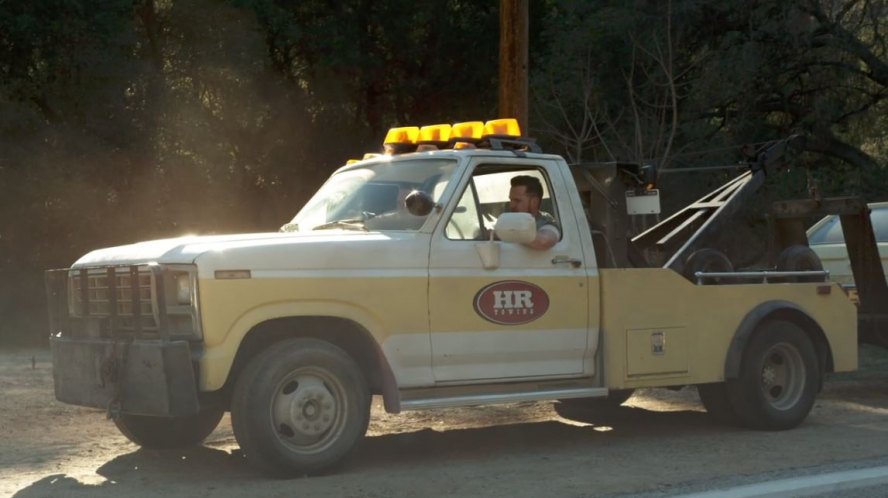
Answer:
200;300;392;391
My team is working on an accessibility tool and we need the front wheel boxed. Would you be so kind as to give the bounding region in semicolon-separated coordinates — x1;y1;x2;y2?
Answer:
113;405;224;449
726;320;820;430
231;338;371;476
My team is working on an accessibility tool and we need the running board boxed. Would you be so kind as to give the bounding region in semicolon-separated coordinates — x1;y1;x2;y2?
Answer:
399;380;608;411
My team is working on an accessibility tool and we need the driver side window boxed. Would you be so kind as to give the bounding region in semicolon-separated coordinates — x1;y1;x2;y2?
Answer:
444;166;559;241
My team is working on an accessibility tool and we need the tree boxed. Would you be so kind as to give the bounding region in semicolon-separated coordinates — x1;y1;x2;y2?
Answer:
532;0;888;193
0;0;519;345
531;0;685;166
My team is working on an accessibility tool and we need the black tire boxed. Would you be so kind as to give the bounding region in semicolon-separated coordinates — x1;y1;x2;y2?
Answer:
230;338;370;476
114;405;224;449
559;389;635;409
683;248;734;284
725;320;820;430
776;245;824;282
697;383;740;425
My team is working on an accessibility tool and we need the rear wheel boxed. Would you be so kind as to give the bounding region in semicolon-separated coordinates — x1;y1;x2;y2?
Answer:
114;405;224;449
231;338;371;476
726;320;820;430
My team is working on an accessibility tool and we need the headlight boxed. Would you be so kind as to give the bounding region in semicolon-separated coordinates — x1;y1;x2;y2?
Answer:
174;272;192;305
161;266;202;339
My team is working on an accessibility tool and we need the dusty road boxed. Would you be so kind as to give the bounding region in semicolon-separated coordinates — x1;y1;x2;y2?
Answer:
3;346;888;498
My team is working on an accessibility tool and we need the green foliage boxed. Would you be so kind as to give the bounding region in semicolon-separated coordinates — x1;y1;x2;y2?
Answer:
533;0;888;180
531;0;888;267
0;0;508;346
2;0;888;346
236;0;500;128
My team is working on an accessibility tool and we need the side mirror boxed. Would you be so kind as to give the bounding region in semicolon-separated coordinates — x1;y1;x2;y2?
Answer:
495;212;536;244
404;190;435;216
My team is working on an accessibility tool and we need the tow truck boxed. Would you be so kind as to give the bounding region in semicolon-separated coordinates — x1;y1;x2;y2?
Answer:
46;119;858;476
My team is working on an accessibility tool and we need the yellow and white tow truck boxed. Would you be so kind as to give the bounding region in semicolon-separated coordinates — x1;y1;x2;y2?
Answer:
46;119;857;476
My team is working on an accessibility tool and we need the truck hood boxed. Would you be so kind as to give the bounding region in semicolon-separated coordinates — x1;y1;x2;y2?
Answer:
72;231;411;268
73;232;293;267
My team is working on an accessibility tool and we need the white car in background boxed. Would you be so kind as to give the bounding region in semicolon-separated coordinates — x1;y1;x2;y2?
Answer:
807;202;888;292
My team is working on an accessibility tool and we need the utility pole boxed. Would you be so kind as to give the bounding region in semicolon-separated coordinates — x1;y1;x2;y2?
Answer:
499;0;529;132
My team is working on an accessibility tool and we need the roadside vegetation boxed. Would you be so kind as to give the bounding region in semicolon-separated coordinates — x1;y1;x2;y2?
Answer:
2;0;886;345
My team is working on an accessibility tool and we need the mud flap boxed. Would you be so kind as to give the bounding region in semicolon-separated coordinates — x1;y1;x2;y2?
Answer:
50;336;200;417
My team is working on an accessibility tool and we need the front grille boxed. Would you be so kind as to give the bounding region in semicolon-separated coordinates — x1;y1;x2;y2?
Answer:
69;266;159;332
46;264;201;341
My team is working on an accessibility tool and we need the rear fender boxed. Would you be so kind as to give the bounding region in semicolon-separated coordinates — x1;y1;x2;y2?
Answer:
725;300;832;381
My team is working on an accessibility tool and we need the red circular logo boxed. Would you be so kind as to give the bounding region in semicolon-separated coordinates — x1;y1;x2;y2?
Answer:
473;280;550;325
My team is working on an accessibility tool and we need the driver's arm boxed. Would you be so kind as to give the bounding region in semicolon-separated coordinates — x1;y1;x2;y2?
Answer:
525;224;559;250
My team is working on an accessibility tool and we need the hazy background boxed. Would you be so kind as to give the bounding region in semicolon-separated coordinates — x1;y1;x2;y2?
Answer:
2;0;886;346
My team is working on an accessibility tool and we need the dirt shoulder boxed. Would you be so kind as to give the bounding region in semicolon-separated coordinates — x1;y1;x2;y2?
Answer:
3;346;888;498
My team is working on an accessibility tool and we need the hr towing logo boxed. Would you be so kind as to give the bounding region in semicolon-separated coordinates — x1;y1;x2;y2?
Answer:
473;280;550;325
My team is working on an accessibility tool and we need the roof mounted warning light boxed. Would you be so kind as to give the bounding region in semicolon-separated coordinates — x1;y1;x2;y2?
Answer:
378;118;540;155
482;118;521;138
481;118;540;153
450;121;484;149
384;126;419;154
417;124;451;151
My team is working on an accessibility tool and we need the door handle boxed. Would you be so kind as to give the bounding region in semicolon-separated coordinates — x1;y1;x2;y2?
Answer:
551;255;582;268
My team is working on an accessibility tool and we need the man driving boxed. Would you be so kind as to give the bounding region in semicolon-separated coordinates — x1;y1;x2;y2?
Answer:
508;175;560;250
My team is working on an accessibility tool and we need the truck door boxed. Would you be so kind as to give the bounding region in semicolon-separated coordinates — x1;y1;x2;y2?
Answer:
428;158;598;382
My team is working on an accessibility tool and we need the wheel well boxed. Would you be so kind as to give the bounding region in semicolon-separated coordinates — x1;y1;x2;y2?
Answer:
758;310;833;373
725;305;835;380
222;317;398;411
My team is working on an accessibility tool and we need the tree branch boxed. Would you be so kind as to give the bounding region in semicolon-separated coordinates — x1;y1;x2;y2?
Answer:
805;131;881;170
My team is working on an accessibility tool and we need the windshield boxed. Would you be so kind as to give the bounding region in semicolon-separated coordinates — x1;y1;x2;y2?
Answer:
287;158;459;232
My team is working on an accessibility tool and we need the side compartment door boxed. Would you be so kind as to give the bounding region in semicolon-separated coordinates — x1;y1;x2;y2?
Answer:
427;159;593;382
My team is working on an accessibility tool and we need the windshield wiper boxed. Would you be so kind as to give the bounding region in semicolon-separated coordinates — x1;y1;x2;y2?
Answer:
312;218;369;231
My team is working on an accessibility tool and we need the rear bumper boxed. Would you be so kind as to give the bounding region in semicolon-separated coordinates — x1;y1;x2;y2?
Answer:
51;336;200;416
